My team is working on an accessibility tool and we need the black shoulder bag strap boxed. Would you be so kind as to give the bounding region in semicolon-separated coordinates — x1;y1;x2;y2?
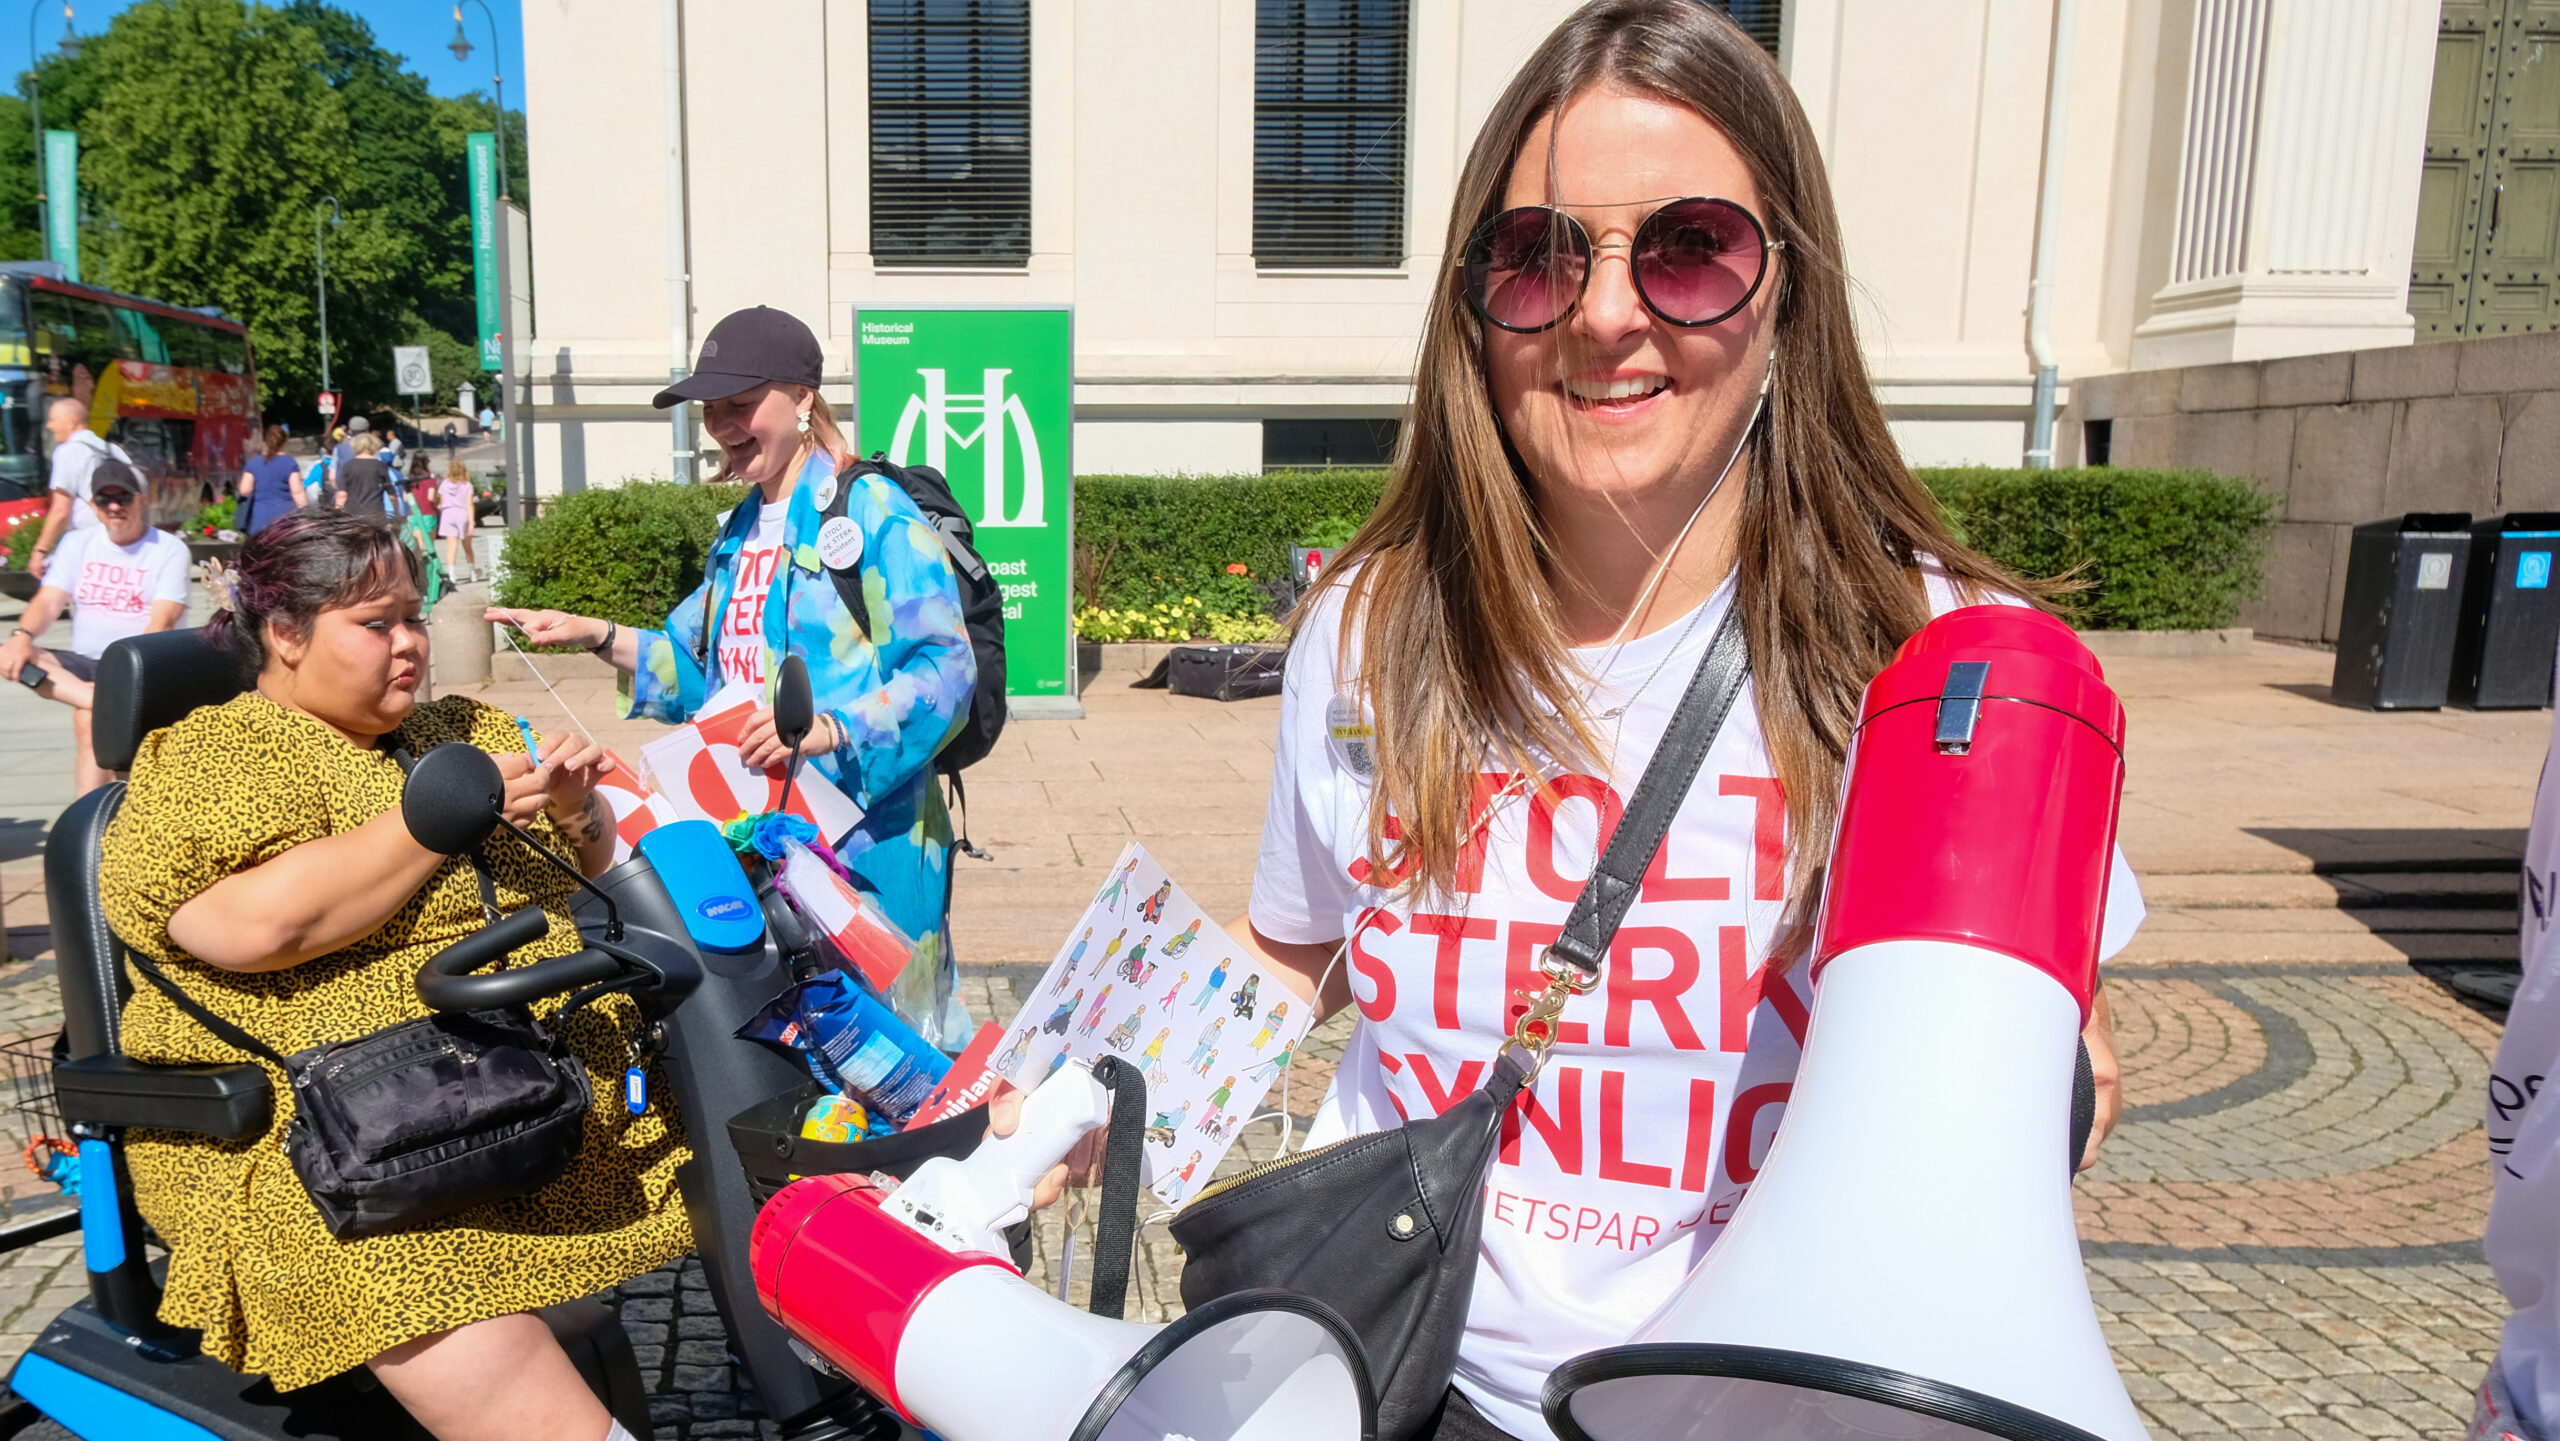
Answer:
127;955;291;1070
1542;607;1752;991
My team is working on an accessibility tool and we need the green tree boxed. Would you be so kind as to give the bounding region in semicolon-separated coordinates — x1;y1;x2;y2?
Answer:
0;2;525;426
77;0;403;420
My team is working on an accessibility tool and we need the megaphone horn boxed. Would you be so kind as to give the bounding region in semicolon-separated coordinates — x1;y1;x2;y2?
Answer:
752;1059;1378;1441
1544;606;2150;1441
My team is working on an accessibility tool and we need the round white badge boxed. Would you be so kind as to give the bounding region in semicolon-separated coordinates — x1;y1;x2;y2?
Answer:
811;471;838;511
1325;690;1377;780
816;515;864;571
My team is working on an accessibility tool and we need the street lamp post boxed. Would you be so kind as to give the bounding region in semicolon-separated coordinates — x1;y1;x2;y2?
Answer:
314;197;340;400
25;1;79;268
448;1;533;523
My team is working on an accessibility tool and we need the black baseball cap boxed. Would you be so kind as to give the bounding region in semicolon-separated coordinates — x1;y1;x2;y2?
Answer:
90;459;140;503
654;306;824;408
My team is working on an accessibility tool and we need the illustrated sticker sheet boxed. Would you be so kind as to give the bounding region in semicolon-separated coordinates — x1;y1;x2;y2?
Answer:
991;843;1314;1206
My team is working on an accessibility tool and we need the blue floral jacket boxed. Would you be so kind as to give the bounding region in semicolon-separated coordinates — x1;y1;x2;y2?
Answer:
620;450;978;1044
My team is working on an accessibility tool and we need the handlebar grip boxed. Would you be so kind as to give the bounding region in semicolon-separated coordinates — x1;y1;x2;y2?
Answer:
415;906;621;1012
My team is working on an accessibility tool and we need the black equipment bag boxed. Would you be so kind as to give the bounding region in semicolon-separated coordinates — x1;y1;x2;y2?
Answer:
1164;643;1286;702
127;956;591;1241
822;454;1008;775
1170;610;1753;1441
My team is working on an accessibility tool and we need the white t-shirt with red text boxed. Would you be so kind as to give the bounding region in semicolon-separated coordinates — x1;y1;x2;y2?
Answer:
1250;574;2146;1441
714;502;788;692
41;523;189;659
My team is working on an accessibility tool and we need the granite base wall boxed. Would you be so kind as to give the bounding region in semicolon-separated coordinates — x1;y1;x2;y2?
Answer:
2067;331;2560;643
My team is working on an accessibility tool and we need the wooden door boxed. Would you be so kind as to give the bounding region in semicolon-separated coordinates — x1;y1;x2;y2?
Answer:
2413;0;2498;337
2415;0;2560;339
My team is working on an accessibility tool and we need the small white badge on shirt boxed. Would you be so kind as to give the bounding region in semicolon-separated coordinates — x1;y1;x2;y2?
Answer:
816;515;864;572
811;471;839;512
1325;690;1376;780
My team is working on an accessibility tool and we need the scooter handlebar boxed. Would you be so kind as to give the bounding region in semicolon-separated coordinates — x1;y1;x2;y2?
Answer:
415;905;625;1012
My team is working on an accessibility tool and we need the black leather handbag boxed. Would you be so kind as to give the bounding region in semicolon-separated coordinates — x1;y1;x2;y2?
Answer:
128;930;592;1241
1170;611;1752;1441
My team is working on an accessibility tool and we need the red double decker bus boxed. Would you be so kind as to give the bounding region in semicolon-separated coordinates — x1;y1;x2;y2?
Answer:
0;263;258;536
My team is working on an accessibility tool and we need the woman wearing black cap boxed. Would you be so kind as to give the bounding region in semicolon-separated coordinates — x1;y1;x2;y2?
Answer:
489;306;980;1042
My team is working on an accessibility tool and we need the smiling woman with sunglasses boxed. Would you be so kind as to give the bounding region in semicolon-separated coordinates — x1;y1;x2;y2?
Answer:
1235;5;2146;1438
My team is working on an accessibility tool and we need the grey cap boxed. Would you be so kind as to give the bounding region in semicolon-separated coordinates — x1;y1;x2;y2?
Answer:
346;415;370;433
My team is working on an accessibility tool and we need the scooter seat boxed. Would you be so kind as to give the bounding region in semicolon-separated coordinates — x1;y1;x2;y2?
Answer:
55;1054;271;1141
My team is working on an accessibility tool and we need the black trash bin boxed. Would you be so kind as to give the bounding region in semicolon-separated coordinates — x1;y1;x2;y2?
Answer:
2331;512;2473;710
2453;513;2560;709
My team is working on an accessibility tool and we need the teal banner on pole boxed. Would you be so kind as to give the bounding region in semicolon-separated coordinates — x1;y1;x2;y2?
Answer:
42;130;76;283
467;133;500;369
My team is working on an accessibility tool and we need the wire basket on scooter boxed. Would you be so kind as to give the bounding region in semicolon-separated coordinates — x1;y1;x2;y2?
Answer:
0;1031;77;1196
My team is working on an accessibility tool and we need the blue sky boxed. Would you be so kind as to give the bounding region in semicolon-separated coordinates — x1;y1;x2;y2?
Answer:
0;0;528;103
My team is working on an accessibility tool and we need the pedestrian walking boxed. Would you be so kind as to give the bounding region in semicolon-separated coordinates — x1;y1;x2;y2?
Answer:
234;425;305;536
332;431;400;524
23;397;137;577
331;416;367;472
443;422;459;456
438;460;477;582
477;405;497;438
1229;6;2144;1437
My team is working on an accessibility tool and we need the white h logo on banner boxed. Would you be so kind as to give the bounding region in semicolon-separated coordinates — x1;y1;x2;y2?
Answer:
888;368;1045;528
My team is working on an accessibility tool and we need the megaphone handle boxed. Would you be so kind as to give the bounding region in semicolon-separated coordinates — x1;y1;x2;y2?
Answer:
971;1063;1112;1202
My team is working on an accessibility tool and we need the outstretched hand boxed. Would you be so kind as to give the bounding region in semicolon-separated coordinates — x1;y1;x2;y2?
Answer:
486;607;606;651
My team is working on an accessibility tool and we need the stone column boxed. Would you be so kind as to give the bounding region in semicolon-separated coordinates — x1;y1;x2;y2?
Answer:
2130;0;2439;368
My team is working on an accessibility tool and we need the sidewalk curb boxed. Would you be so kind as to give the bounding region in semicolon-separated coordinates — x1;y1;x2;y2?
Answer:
2078;627;2254;658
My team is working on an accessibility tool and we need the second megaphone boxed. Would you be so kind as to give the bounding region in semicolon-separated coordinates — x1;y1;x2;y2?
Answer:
750;1057;1378;1441
1545;605;2151;1441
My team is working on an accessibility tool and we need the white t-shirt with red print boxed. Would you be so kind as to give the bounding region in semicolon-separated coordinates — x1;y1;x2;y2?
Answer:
41;523;190;659
1250;574;2146;1441
714;502;788;692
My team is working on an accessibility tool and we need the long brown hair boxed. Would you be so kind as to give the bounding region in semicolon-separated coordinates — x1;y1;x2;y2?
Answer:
1324;0;2037;907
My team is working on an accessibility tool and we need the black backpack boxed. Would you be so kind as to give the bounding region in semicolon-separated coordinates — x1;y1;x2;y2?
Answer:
817;454;1007;775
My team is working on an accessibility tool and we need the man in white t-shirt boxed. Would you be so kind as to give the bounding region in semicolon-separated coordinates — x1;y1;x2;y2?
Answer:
2478;640;2560;1441
0;463;189;796
1248;577;2143;1441
21;398;135;577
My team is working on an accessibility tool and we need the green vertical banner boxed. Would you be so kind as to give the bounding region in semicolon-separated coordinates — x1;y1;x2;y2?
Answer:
42;130;76;283
467;133;501;369
855;306;1076;713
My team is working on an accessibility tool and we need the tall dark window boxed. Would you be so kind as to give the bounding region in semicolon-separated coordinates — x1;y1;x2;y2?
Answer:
869;0;1031;267
1710;0;1783;57
1254;0;1409;269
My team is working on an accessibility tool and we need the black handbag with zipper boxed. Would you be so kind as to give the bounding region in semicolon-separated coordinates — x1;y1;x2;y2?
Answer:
124;846;594;1242
1169;610;1753;1441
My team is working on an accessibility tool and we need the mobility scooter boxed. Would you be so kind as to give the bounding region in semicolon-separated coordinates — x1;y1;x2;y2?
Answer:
0;629;1019;1439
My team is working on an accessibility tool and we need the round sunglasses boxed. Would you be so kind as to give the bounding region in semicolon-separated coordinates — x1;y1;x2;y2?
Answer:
1460;196;1780;333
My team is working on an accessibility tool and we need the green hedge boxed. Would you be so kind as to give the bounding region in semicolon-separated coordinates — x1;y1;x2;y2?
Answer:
1073;470;1390;614
1919;468;2274;630
485;465;2273;637
492;480;749;627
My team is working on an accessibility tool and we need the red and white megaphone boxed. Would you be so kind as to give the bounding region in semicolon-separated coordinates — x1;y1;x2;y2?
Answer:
1544;605;2150;1441
751;1058;1377;1441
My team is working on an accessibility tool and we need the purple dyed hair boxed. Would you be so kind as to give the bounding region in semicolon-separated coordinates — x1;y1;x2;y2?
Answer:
203;510;421;680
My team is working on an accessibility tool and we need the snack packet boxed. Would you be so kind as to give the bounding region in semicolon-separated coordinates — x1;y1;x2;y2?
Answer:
738;970;952;1125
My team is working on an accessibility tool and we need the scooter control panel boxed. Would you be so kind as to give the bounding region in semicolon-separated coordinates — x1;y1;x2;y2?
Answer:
638;819;765;954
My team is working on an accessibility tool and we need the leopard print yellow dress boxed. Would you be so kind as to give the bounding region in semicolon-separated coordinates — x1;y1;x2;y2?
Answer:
99;692;692;1390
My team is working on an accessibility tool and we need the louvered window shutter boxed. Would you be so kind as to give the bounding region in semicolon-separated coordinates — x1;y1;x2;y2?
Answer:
1254;0;1410;269
1711;0;1784;57
870;0;1032;268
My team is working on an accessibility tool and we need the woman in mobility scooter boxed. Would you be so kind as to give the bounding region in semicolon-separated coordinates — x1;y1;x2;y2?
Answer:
96;512;687;1441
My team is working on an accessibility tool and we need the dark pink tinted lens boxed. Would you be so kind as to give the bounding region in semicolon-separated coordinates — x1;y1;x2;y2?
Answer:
1634;199;1766;324
1470;208;1588;331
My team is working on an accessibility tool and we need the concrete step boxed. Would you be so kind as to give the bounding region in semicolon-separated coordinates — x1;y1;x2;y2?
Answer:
2138;869;2516;912
2112;924;2515;966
